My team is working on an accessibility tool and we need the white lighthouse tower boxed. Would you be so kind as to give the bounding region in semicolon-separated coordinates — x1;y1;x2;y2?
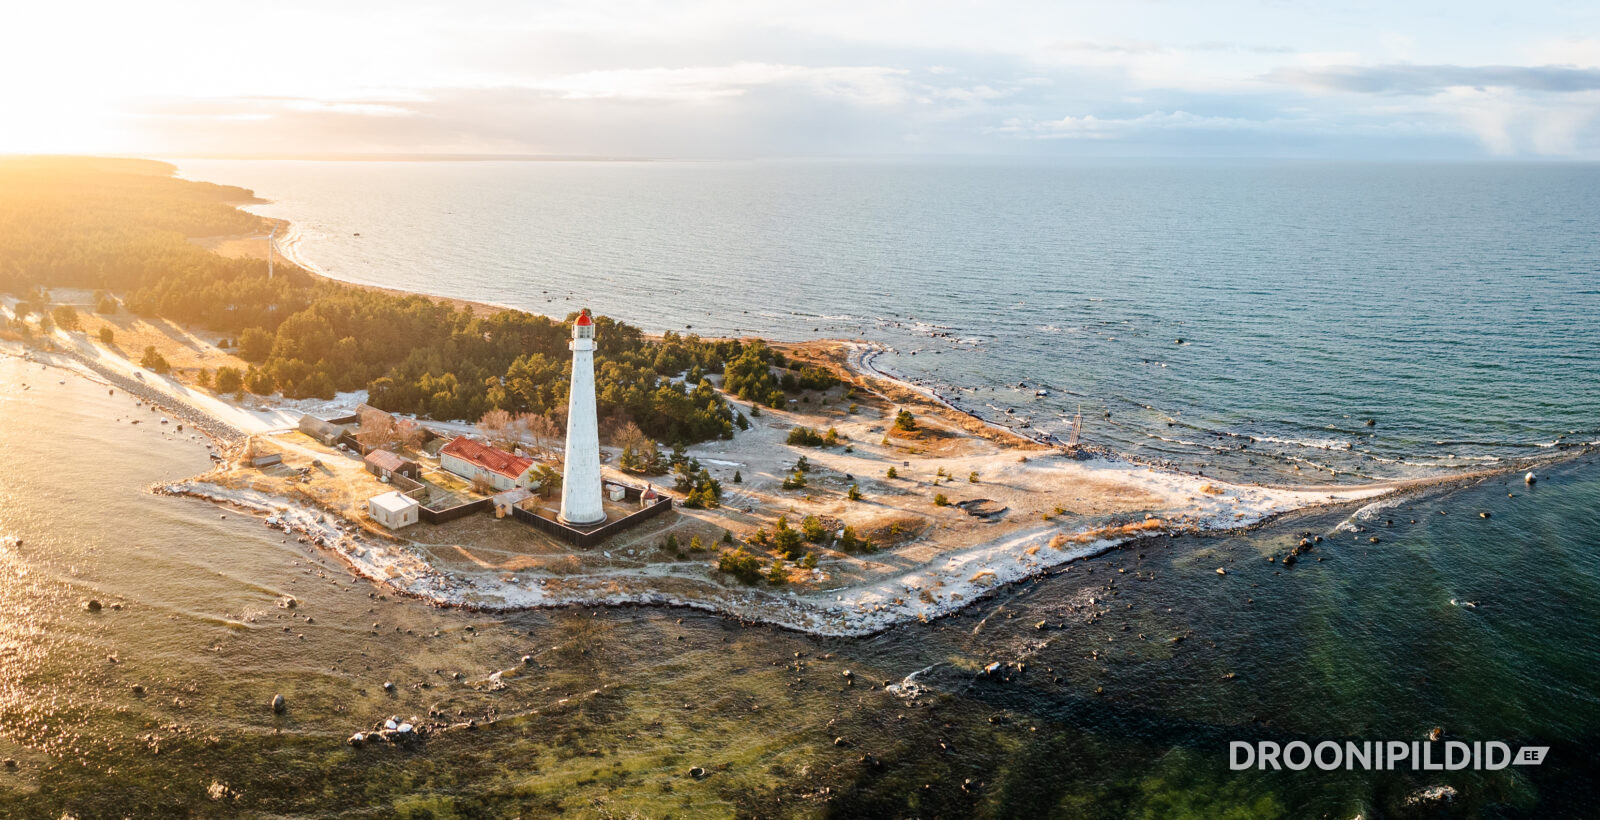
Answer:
559;309;606;526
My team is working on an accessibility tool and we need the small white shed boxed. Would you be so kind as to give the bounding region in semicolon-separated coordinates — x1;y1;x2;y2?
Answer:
368;491;420;530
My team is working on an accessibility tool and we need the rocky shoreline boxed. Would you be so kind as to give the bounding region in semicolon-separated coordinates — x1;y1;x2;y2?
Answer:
15;346;246;444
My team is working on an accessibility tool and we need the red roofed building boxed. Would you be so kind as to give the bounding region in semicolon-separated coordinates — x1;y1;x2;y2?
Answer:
439;436;536;491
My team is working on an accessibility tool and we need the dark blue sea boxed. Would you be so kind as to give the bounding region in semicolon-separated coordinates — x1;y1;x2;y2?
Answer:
179;158;1600;482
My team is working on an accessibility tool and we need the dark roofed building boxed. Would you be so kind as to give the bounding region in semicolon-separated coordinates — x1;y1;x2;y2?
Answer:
364;449;420;481
298;414;346;446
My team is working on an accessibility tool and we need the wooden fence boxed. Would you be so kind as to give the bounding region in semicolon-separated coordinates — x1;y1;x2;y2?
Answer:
511;497;673;547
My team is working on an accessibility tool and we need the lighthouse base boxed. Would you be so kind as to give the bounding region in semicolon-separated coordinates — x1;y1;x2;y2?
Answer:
509;483;674;548
557;511;608;528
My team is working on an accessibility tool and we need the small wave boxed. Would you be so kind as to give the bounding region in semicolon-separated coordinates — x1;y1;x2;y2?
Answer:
1353;495;1408;521
887;662;942;700
1250;435;1354;452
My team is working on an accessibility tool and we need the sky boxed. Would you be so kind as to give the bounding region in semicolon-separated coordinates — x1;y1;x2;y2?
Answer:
2;0;1599;159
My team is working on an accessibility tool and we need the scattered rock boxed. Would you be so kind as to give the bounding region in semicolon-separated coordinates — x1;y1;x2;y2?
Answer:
382;681;395;692
131;684;146;696
85;599;102;612
688;766;707;779
1525;471;1537;485
1479;511;1491;519
1429;726;1443;741
348;732;366;747
1406;785;1458;806
271;694;286;714
1215;568;1226;575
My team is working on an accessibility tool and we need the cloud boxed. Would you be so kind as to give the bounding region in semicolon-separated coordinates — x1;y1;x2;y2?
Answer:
1054;40;1295;56
1268;64;1600;95
990;110;1300;140
527;62;913;105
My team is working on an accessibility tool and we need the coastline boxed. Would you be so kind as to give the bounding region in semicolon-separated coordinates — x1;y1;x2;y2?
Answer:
8;331;1563;638
4;170;1580;638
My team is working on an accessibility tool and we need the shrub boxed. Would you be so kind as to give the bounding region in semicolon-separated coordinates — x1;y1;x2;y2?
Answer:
732;470;742;483
823;427;843;446
51;305;81;331
238;327;274;363
787;426;825;447
800;552;818;569
794;456;811;473
140;345;171;375
886;467;898;479
196;368;211;388
781;471;807;490
772;517;805;558
934;493;950;507
800;515;827;543
766;559;789;585
969;471;980;483
722;529;734;544
93;291;118;313
827;526;874;554
689;535;706;552
893;409;917;432
214;366;243;393
244;366;275;395
847;484;862;501
97;327;114;346
717;548;764;584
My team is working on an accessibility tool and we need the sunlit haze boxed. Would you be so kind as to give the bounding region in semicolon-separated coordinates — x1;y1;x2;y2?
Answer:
3;0;1598;158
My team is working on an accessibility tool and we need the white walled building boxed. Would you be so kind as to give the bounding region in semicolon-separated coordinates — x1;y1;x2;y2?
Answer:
440;436;536;492
367;491;420;530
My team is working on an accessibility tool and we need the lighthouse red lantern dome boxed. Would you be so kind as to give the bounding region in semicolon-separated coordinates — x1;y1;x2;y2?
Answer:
574;310;593;326
573;309;595;340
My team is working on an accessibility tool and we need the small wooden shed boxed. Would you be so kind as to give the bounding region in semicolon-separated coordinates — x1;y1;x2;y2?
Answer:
364;449;420;481
297;414;345;446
